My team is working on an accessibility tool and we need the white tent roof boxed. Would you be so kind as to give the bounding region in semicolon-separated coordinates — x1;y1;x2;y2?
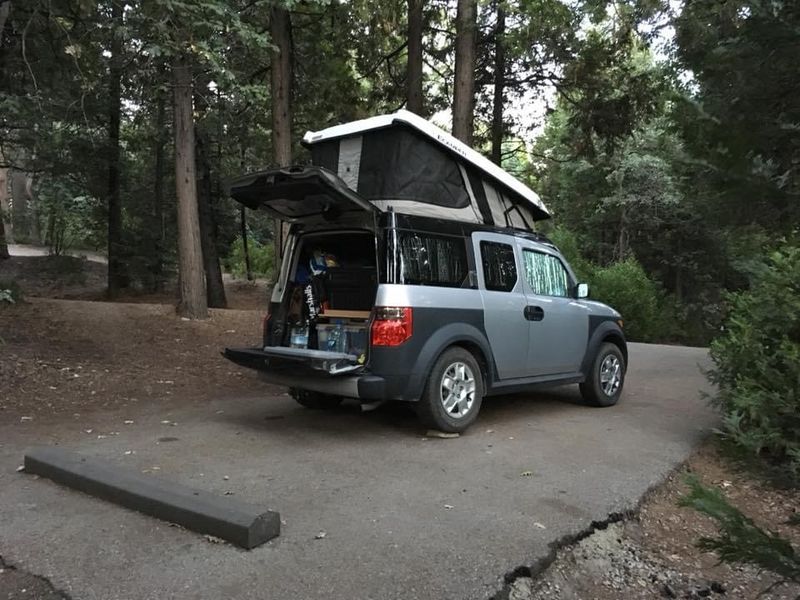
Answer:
302;109;550;219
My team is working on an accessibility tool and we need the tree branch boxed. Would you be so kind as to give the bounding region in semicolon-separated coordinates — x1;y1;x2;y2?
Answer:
357;40;408;81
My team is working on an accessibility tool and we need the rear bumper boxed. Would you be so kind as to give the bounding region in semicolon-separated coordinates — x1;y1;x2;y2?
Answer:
223;347;391;401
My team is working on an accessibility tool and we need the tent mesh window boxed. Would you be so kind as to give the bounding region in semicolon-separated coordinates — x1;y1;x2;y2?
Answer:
358;129;470;208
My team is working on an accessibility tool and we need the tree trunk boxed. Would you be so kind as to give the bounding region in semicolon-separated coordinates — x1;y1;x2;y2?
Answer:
25;173;38;242
0;159;11;244
490;4;505;165
615;206;628;262
674;238;683;303
10;170;31;242
406;0;424;115
106;0;125;297
270;5;292;273
0;7;10;236
0;223;8;258
240;206;253;281
172;55;208;319
452;0;477;145
270;6;292;167
239;146;253;282
0;168;9;259
152;84;166;292
0;1;10;38
196;132;227;308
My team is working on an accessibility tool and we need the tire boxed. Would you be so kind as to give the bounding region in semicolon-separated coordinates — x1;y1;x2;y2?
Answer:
416;347;484;433
290;388;344;410
579;342;626;407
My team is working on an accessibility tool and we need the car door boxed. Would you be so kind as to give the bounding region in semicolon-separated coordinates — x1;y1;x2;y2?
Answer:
517;242;589;376
472;232;529;380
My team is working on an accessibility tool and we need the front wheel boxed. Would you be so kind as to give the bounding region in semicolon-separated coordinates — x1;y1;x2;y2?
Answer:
416;347;484;433
290;389;344;410
579;342;625;407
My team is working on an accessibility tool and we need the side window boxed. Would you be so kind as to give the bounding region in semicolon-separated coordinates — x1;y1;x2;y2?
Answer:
522;250;570;297
480;241;517;292
398;231;467;287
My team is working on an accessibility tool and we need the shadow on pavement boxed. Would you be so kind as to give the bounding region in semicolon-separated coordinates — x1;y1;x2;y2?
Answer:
217;384;588;439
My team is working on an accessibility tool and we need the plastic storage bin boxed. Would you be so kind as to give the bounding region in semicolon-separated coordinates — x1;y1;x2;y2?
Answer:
317;322;347;353
289;323;309;348
344;325;367;356
316;322;367;355
316;323;337;351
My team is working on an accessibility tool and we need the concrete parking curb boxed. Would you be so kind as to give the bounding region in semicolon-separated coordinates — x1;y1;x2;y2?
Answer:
23;446;280;549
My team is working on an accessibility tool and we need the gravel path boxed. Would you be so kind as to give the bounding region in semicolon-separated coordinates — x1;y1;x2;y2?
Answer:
7;244;107;264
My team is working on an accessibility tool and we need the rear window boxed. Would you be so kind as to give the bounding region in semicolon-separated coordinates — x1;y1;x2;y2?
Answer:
397;231;467;287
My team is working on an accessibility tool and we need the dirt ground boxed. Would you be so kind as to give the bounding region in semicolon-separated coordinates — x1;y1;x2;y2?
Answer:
0;299;265;421
1;256;272;423
504;442;800;600
0;253;269;310
2;255;798;600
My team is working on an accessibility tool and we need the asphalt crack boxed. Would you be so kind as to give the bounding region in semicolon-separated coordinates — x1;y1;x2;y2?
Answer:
0;554;73;600
489;511;632;600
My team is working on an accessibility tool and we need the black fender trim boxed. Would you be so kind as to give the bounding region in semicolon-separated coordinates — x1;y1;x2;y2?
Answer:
401;323;495;402
581;319;627;377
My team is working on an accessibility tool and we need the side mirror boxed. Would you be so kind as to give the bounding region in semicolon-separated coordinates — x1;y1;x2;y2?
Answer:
577;283;589;299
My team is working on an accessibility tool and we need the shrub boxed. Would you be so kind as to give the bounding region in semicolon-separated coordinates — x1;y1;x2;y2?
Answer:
38;185;104;255
680;476;800;589
545;227;669;341
590;257;666;342
0;280;23;304
708;242;800;476
224;235;275;280
547;225;593;283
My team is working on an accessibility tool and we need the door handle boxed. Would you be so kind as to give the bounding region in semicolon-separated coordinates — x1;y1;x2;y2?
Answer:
524;305;544;321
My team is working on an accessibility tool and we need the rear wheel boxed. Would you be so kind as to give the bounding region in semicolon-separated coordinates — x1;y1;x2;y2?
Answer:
290;389;344;410
416;347;484;433
579;342;625;407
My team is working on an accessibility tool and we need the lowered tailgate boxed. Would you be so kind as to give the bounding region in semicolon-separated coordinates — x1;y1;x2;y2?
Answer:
224;346;363;376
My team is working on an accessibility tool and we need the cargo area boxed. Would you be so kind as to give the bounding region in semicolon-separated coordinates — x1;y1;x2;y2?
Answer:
271;229;378;363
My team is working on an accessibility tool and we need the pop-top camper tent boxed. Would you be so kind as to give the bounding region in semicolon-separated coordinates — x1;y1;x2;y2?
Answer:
230;109;550;229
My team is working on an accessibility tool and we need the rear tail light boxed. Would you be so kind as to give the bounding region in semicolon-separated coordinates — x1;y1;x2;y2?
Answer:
370;307;413;347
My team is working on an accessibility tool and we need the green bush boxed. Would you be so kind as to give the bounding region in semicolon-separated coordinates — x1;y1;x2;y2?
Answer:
38;183;104;255
545;226;670;342
224;235;275;280
708;242;800;476
590;257;666;342
680;475;800;587
547;225;593;283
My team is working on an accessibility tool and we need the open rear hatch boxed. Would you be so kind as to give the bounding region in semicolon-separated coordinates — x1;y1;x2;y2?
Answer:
226;165;376;377
228;165;379;222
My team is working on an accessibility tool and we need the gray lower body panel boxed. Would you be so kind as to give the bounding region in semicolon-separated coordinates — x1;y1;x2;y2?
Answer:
257;371;361;397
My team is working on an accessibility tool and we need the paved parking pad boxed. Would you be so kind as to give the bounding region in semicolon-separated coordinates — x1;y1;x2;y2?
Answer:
0;343;715;600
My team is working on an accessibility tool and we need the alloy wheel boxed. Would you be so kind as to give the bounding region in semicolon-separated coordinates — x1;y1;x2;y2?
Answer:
440;362;476;419
599;354;622;396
